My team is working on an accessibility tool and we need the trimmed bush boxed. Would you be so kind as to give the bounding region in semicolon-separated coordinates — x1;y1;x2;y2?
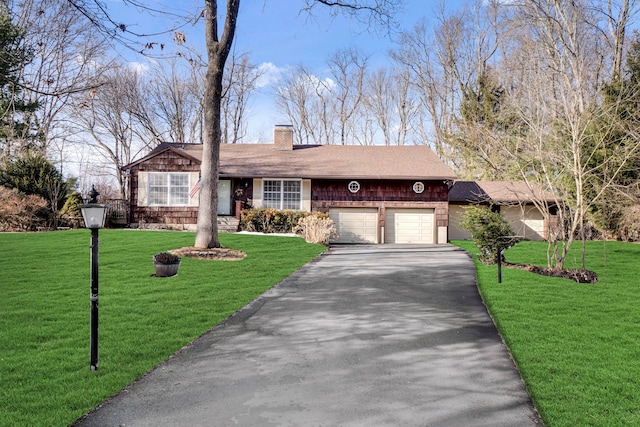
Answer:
240;208;330;234
293;215;337;245
459;205;519;264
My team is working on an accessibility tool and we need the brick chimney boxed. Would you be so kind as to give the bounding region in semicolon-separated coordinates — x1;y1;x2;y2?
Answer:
274;125;294;151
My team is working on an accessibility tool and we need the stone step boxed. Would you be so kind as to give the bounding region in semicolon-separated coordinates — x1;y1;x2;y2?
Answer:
217;216;240;233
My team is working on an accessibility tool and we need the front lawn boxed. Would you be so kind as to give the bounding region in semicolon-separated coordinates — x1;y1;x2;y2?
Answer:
454;240;640;427
0;230;325;427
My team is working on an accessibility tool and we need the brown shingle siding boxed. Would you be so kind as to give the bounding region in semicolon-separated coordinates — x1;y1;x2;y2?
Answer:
312;180;448;203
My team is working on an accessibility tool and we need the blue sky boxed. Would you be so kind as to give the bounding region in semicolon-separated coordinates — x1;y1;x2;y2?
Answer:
116;1;464;140
234;1;439;69
231;1;463;139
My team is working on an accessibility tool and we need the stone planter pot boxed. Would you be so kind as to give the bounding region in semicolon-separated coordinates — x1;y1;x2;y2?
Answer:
153;260;181;277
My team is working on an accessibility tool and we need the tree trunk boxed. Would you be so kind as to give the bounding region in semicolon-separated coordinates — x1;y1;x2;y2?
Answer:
194;0;240;249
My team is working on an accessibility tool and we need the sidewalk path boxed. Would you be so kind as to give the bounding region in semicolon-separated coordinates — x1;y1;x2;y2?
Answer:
74;244;542;426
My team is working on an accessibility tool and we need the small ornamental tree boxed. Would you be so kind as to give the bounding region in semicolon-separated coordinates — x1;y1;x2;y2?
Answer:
459;205;520;265
0;186;47;231
58;191;84;228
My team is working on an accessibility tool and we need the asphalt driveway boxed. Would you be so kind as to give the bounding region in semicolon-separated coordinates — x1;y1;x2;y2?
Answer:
73;244;542;426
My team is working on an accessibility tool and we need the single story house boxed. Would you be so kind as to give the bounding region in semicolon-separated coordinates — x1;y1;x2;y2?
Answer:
448;181;558;241
122;125;457;244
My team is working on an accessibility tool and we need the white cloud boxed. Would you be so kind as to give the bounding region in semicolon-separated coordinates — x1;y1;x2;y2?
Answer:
127;61;151;75
256;62;285;88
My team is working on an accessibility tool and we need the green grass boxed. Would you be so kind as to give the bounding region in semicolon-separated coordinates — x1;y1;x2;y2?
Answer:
453;239;640;427
0;230;325;427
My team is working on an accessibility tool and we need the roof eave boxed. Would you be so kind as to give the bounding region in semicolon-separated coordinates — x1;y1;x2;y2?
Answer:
219;173;456;180
122;145;201;170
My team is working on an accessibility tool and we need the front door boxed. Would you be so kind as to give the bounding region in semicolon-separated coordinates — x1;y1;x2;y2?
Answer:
218;180;231;215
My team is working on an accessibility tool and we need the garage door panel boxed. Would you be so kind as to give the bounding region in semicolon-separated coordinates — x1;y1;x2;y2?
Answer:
385;209;434;244
329;208;378;244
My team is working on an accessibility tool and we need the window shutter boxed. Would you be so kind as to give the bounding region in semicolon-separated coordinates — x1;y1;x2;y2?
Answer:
253;178;263;207
138;172;149;206
302;179;311;212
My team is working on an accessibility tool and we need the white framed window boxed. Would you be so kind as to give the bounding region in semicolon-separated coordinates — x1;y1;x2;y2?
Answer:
413;181;425;194
148;172;190;206
348;181;361;193
263;179;302;210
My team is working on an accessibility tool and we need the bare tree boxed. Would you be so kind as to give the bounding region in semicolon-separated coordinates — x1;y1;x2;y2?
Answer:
276;65;337;145
605;0;639;78
221;52;263;144
73;66;149;200
143;60;206;144
12;0;111;158
364;67;417;145
277;49;372;146
392;18;458;157
328;48;369;145
276;66;317;144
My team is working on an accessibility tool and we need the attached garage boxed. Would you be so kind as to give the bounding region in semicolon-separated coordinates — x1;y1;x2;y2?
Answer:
329;208;379;244
502;205;546;241
385;209;435;244
448;204;471;241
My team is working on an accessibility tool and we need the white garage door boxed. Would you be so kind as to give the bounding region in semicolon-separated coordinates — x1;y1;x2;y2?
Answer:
385;209;435;244
329;208;379;244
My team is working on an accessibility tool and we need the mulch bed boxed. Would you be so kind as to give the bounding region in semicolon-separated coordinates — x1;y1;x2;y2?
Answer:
504;262;599;284
169;246;247;261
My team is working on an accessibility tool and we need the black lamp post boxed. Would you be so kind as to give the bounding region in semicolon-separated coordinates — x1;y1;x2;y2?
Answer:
80;186;108;371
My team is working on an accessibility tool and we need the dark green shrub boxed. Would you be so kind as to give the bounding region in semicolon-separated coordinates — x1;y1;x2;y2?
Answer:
240;208;329;234
0;152;67;211
459;205;520;264
153;252;181;264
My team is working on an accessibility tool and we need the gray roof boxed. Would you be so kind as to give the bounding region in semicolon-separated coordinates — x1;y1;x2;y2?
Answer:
449;181;557;203
135;143;457;181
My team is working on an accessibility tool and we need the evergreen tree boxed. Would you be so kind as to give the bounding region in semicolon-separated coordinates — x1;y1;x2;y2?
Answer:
0;5;39;159
0;151;68;215
586;35;640;237
453;70;525;180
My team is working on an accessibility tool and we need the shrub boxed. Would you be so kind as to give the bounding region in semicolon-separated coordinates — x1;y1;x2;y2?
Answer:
240;208;325;234
459;205;519;264
0;151;68;211
618;204;640;242
58;191;84;228
0;186;48;231
153;252;181;264
293;215;337;245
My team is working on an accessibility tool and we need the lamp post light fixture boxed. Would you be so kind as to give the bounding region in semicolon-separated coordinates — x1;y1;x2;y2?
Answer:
80;185;108;371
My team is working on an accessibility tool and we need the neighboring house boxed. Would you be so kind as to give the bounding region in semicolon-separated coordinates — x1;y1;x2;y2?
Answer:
122;125;457;244
448;181;558;241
